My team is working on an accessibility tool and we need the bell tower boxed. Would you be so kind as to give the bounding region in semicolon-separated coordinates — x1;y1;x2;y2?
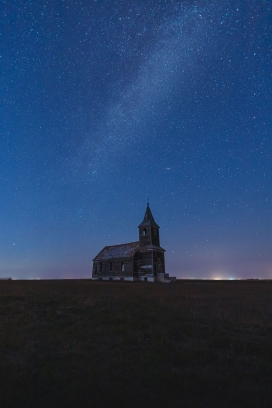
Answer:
138;203;160;247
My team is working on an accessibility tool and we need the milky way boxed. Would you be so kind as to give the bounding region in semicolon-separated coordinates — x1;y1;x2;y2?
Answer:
74;2;224;179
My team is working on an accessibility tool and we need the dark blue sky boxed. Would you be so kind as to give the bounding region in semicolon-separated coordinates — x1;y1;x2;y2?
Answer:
1;0;271;279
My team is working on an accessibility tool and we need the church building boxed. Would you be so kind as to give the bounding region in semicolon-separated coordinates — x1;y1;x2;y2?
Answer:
92;204;175;282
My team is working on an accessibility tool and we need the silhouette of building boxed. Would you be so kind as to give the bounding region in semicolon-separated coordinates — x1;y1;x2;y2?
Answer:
92;204;175;282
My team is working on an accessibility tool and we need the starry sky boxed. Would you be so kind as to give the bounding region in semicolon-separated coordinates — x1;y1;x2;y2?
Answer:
1;0;272;280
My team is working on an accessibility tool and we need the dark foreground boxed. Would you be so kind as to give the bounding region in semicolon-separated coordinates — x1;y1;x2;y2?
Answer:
1;280;272;407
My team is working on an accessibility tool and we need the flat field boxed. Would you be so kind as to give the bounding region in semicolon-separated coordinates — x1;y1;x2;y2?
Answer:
0;280;272;408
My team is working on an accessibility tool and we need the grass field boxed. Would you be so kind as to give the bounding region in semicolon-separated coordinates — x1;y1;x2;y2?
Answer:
0;280;272;407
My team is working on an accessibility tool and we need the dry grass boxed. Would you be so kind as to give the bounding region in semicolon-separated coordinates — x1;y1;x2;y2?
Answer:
0;280;272;407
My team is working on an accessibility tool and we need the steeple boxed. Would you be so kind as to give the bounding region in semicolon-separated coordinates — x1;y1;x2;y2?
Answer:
138;203;160;246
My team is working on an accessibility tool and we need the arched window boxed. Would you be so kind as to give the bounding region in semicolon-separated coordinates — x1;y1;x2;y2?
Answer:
121;261;124;272
143;228;147;236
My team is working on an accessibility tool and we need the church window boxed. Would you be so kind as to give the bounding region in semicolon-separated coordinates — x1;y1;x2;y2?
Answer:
109;262;112;272
143;228;147;236
121;261;124;272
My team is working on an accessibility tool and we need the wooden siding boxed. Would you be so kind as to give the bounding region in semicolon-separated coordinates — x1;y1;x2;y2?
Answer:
135;250;153;277
139;226;152;246
139;226;160;247
93;258;134;278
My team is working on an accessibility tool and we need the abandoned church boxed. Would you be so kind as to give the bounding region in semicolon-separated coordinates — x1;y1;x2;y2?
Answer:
92;203;176;282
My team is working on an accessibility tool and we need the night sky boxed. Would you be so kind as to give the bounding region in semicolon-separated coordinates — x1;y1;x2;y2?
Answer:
1;0;271;280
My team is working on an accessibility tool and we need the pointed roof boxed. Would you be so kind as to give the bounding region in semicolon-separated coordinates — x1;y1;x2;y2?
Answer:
138;203;160;228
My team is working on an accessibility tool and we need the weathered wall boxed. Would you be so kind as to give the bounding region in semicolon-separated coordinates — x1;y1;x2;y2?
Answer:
135;249;165;277
153;250;165;274
135;250;153;277
139;226;160;247
92;258;134;279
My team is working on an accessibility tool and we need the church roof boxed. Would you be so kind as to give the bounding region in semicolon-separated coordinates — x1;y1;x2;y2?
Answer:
138;204;159;228
93;241;140;261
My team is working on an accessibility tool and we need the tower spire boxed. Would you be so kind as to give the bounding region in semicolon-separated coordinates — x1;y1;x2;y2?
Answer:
138;203;160;246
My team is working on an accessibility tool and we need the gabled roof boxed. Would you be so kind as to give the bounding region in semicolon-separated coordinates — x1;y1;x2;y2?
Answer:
93;241;140;261
138;203;159;228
